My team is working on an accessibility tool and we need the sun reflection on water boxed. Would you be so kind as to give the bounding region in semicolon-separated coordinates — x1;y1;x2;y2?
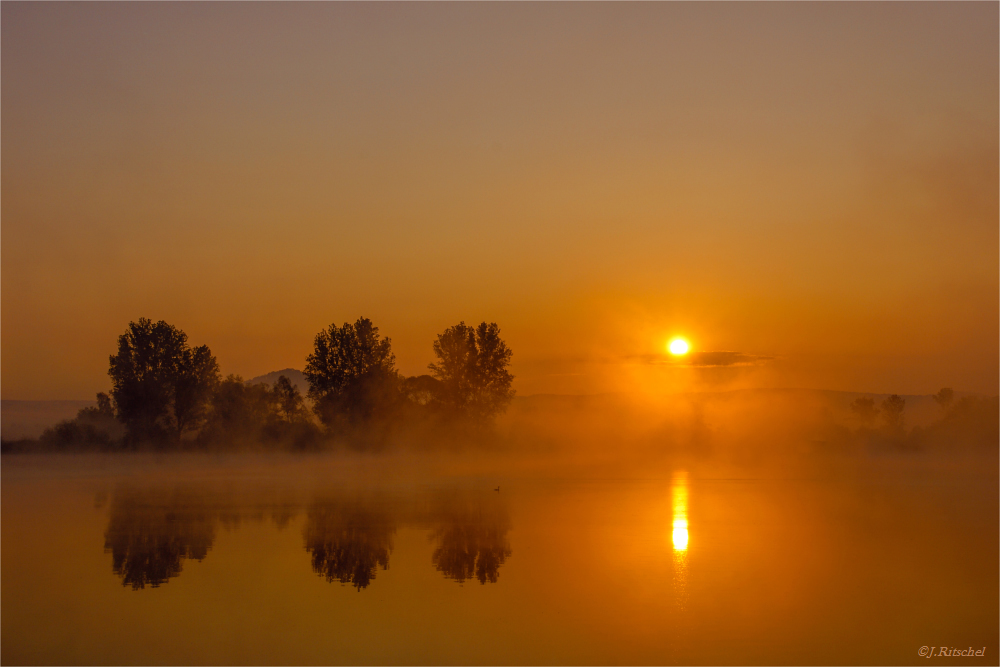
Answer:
671;470;689;609
672;471;689;552
672;518;689;551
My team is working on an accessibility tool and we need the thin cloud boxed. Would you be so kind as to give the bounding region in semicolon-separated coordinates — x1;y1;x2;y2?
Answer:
632;351;774;368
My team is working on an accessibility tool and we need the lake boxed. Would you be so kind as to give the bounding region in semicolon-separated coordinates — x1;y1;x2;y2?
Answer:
2;452;996;665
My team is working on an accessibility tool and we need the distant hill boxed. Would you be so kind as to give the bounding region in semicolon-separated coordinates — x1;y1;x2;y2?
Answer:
246;368;308;394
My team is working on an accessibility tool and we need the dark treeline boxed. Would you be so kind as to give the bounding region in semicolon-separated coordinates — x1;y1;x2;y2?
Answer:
16;316;514;451
843;388;998;453
101;485;512;590
3;316;994;457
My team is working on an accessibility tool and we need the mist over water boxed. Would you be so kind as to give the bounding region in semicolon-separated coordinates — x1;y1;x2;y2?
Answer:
2;389;997;665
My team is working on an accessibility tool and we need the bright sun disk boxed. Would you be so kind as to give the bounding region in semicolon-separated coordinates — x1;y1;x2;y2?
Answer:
668;338;690;355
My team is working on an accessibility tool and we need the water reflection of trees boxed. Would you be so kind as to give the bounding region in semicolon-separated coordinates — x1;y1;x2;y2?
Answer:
303;500;395;590
103;486;295;590
430;495;512;584
102;485;512;591
103;489;216;589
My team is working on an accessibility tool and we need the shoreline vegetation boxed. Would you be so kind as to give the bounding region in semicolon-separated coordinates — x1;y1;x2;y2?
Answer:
1;318;997;459
2;317;515;453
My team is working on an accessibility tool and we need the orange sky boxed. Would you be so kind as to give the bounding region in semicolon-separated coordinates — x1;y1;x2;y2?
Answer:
2;3;997;399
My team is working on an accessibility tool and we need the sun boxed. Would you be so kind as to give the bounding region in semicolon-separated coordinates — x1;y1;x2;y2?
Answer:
668;338;690;356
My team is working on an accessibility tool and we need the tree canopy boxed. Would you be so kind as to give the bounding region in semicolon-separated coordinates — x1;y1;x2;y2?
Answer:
108;318;219;443
429;321;514;422
304;317;399;427
849;396;879;426
880;394;906;430
933;387;954;409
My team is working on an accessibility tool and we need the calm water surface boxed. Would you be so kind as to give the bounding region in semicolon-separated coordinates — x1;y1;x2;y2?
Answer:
2;454;996;665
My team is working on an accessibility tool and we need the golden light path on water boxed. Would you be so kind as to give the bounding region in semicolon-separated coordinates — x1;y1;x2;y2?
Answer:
672;470;689;551
671;470;689;609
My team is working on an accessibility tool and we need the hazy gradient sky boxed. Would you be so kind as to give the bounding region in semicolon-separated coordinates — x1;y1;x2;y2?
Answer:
3;2;997;399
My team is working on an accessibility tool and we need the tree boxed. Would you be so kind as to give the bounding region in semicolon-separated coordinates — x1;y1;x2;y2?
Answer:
303;317;399;428
850;396;879;426
272;375;308;423
933;387;954;410
108;318;220;444
197;375;273;447
84;392;115;419
400;374;442;406
197;374;318;449
173;345;220;437
428;321;514;422
264;375;319;448
881;394;906;430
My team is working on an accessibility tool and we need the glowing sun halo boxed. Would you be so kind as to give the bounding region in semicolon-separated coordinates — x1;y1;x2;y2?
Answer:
668;338;690;356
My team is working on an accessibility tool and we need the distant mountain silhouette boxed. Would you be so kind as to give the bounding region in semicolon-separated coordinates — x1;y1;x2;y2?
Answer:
246;368;308;394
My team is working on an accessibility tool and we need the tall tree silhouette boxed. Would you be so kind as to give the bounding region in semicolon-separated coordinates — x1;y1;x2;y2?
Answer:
304;317;399;429
881;394;906;430
108;319;219;444
272;375;308;423
429;322;514;422
850;396;879;426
